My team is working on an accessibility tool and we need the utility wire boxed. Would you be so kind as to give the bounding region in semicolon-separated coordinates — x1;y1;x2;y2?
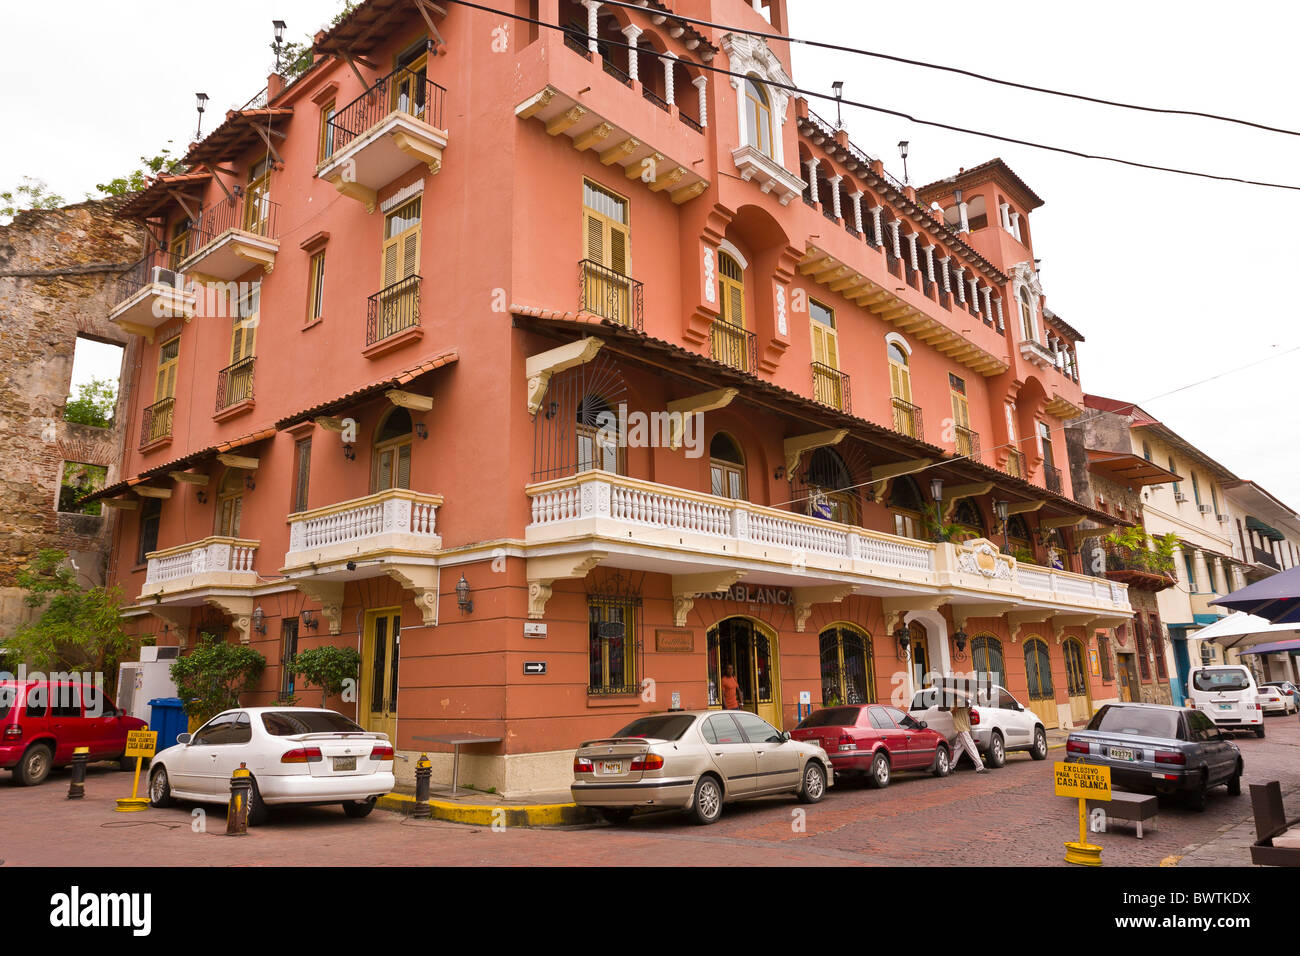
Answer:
442;0;1300;192
595;0;1300;139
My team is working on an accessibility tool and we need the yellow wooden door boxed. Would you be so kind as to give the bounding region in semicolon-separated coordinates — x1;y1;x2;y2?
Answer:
1063;639;1092;723
155;337;179;402
888;344;915;436
373;440;412;491
379;199;421;337
950;377;972;456
362;609;401;740
243;159;271;236
215;469;244;538
810;301;842;408
392;54;428;121
582;183;631;323
1023;638;1059;729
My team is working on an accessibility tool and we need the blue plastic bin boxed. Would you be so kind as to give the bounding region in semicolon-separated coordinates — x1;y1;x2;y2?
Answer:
147;697;188;750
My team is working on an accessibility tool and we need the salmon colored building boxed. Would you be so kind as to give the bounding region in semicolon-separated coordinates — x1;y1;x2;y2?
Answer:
95;0;1134;793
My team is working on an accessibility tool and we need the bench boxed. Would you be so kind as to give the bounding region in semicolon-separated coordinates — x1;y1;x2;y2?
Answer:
1249;781;1300;867
1086;791;1158;839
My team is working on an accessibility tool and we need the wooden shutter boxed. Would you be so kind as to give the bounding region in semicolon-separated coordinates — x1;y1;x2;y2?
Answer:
377;449;393;490
951;391;970;429
401;230;420;280
396;444;411;489
608;226;627;274
890;360;911;403
585;213;604;263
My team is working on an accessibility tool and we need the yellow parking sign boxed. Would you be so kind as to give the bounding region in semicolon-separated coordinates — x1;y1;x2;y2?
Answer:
124;730;157;759
1055;762;1110;866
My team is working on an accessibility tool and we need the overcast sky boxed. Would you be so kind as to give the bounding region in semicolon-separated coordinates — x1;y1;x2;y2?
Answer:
6;0;1296;506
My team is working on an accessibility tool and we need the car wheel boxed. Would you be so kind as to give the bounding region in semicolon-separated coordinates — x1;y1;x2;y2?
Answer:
599;807;635;825
1227;762;1243;796
17;744;52;786
987;731;1006;769
798;762;827;804
1186;771;1209;811
1255;725;1266;739
247;777;269;826
932;745;951;777
868;751;890;789
689;775;723;825
342;797;376;818
1030;726;1049;761
148;765;173;808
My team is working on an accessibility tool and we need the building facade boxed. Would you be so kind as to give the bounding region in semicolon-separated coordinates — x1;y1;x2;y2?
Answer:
0;200;141;639
94;0;1134;793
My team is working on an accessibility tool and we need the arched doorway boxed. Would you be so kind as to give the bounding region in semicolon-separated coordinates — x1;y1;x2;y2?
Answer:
1063;638;1091;724
1023;637;1058;728
818;624;873;707
707;617;782;729
911;620;931;689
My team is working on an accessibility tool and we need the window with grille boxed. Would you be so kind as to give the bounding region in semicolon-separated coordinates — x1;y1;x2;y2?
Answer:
1149;616;1168;679
588;594;641;695
1097;635;1114;681
280;618;300;698
1133;618;1152;681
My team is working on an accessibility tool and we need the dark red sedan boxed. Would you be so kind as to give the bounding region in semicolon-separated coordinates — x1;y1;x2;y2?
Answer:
791;704;950;788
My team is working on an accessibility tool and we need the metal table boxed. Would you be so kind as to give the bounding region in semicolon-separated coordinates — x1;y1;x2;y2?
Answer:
413;733;503;796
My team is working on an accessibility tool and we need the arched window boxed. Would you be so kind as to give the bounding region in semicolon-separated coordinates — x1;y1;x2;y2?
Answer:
215;468;246;537
709;432;746;500
888;475;926;540
819;625;874;706
804;447;857;525
887;342;917;438
971;636;1005;686
1018;288;1036;342
1024;637;1055;701
951;498;985;538
1006;515;1032;548
744;76;774;158
576;393;623;474
373;408;413;491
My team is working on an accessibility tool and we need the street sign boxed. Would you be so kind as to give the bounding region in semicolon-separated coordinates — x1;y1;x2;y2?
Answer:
124;730;158;759
524;622;547;638
799;690;812;705
1054;761;1111;800
523;661;547;675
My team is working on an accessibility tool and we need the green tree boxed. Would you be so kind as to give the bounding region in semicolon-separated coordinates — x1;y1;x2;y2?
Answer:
5;550;130;690
276;1;358;80
289;645;361;707
94;145;184;199
169;635;267;723
1;177;65;223
921;502;970;543
63;377;117;428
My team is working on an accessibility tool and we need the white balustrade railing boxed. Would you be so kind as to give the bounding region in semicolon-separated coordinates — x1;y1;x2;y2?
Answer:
288;490;442;553
857;534;935;572
146;538;258;585
749;511;849;556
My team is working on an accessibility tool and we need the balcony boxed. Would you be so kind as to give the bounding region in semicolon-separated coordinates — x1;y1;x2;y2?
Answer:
140;397;175;450
731;143;805;206
891;397;923;440
215;357;255;417
1043;464;1063;495
1020;338;1057;370
710;320;758;374
1101;547;1176;591
318;65;449;212
140;536;259;602
107;248;195;339
811;362;851;413
1004;449;1026;479
178;194;280;281
525;472;1131;619
365;274;422;357
283;489;443;571
1253;546;1281;571
579;259;643;330
954;426;979;460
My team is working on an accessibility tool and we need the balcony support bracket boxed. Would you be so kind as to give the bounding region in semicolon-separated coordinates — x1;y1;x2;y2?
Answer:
671;571;745;628
1051;613;1098;644
203;595;255;645
792;585;856;632
882;596;947;637
665;388;738;450
783;429;849;479
949;602;1015;634
216;453;259;470
149;606;191;650
526;336;604;415
1007;610;1053;643
940;482;994;519
294;580;345;636
1041;514;1085;529
384;565;440;628
868;458;932;485
386;389;434;412
1005;500;1047;516
526;553;607;619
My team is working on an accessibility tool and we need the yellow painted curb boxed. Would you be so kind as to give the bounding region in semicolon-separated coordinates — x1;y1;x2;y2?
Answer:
376;791;595;827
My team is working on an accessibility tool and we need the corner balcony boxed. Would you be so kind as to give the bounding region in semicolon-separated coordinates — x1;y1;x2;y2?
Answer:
282;489;443;571
107;249;195;340
524;472;1132;622
140;537;259;602
318;65;449;212
178;194;280;281
1019;337;1057;370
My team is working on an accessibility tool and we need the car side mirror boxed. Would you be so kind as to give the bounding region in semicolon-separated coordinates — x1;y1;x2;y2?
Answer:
918;720;928;729
780;731;791;742
177;732;192;745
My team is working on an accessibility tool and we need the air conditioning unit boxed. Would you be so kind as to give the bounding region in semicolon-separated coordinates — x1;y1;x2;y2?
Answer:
150;266;180;287
1217;514;1229;523
1174;492;1188;503
1198;504;1213;514
140;645;180;662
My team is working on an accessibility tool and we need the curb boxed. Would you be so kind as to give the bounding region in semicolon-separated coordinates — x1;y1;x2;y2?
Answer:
376;791;596;827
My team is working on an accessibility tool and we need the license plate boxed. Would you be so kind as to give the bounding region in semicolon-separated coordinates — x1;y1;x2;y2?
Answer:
1218;703;1232;711
1107;747;1136;761
333;756;357;772
600;761;623;775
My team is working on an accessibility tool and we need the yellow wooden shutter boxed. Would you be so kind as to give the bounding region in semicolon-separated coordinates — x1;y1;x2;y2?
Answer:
608;225;627;274
951;392;970;429
382;239;399;288
585;213;604;264
823;328;839;368
397;444;411;489
810;323;826;365
401;230;420;279
721;276;745;328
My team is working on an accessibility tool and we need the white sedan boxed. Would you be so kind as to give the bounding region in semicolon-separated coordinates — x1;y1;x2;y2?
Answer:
147;707;395;823
1256;684;1296;715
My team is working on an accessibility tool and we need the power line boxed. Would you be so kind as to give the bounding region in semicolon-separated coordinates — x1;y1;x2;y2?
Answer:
442;0;1300;192
595;0;1300;139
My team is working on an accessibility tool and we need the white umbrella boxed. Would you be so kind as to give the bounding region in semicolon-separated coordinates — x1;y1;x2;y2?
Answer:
1190;611;1300;649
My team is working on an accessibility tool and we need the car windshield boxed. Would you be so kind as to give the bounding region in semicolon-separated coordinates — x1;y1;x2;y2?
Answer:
612;714;696;741
796;707;862;728
261;711;366;736
1192;668;1251;692
1086;706;1179;739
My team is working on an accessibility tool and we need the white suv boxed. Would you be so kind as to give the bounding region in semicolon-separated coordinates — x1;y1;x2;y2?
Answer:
909;684;1050;768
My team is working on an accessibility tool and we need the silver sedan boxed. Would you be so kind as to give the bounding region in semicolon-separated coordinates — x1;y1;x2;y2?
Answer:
571;710;832;825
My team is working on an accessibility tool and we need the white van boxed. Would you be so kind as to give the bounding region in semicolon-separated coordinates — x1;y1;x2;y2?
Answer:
1189;665;1265;737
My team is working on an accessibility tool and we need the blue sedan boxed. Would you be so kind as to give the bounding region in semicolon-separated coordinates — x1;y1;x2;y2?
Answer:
1065;703;1243;811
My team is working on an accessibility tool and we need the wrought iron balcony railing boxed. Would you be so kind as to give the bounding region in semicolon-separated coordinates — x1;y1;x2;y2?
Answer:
891;397;923;440
114;247;182;304
1044;463;1063;495
192;193;280;247
678;112;703;133
954;425;979;460
601;57;633;87
367;274;422;346
642;86;670;112
811;362;851;413
215;357;255;412
710;320;758;374
579;259;644;330
327;64;447;157
140;397;175;448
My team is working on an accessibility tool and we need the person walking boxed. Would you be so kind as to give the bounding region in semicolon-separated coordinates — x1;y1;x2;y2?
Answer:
951;691;986;773
720;664;742;710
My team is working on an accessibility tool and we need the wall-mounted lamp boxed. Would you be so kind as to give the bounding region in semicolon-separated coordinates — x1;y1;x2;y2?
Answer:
414;422;428;439
953;629;968;653
343;443;356;461
897;140;910;185
894;623;912;658
195;92;209;140
774;465;786;481
300;609;317;630
544;400;559;420
456;573;473;614
244;475;256;491
196;490;207;504
252;605;267;635
994;499;1010;550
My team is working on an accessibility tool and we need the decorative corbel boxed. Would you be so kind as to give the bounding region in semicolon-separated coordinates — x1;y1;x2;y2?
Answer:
525;553;606;619
150;606;192;650
665;388;737;450
525;337;603;415
1051;613;1097;644
783;429;849;479
294;580;344;636
948;602;1015;634
203;596;255;644
1007;610;1053;643
791;585;856;633
384;565;440;628
671;571;745;627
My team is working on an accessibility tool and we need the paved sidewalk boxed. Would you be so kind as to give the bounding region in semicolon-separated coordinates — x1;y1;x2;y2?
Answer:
1173;784;1300;867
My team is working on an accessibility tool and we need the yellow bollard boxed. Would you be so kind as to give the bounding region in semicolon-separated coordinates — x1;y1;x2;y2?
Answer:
1064;796;1103;865
226;763;252;835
